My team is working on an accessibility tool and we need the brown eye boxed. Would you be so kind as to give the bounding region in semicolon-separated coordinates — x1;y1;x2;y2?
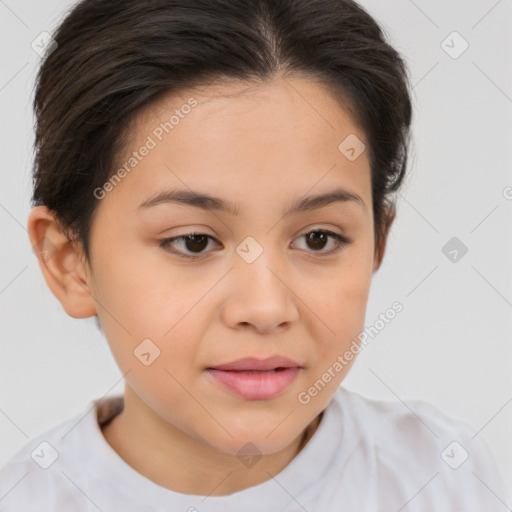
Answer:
159;228;351;260
183;234;209;252
292;229;352;256
159;233;221;258
305;231;329;251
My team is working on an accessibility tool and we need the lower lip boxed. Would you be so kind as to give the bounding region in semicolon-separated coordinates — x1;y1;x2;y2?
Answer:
205;367;301;400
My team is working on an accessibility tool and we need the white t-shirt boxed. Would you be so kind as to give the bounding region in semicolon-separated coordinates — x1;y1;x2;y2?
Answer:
0;386;510;511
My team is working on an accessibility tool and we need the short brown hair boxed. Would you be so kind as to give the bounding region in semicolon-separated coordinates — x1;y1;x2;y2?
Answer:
31;0;412;264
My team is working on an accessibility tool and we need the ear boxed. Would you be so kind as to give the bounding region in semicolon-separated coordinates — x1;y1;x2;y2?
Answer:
27;205;97;319
373;203;396;273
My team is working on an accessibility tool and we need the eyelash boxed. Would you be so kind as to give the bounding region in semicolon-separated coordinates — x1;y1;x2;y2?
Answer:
158;229;352;260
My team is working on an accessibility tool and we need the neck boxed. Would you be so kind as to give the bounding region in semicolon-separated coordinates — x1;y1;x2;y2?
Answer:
100;387;323;496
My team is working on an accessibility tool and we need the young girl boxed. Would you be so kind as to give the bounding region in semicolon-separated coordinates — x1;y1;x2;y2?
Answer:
0;0;509;510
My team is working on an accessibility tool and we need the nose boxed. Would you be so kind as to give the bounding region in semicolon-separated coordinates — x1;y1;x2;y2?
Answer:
220;247;300;334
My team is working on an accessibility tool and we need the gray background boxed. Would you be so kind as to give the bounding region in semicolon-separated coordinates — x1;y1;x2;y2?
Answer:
1;0;511;492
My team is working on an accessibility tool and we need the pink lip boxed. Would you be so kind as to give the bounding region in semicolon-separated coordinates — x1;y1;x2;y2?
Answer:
205;356;303;400
209;356;301;371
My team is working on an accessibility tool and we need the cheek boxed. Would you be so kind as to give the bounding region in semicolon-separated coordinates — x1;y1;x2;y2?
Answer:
90;233;200;333
305;252;373;355
313;283;369;350
96;284;205;370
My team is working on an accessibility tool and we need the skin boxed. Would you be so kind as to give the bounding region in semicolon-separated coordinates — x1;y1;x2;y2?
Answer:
27;75;393;496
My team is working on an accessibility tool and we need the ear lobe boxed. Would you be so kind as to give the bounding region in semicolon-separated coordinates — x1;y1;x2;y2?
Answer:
27;205;97;319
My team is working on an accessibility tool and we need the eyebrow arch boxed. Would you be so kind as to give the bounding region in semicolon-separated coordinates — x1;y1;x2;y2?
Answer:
138;187;367;216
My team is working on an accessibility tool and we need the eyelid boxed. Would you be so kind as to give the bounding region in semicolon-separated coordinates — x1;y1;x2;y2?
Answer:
158;227;352;260
290;229;352;260
158;232;221;260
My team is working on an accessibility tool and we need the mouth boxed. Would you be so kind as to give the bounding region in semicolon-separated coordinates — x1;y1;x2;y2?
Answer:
205;356;303;400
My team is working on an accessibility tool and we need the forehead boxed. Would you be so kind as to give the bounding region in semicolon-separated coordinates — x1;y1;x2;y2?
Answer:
100;75;371;216
141;75;362;137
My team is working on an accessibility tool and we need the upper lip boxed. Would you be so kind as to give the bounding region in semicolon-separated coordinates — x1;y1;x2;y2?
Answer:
207;356;302;371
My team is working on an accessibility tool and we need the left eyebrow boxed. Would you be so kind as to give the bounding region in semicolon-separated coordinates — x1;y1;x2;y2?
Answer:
137;187;367;216
285;188;367;215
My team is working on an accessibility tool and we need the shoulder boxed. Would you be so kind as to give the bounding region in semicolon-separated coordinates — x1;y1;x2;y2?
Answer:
332;385;498;464
0;417;72;508
330;386;511;510
335;385;469;445
0;398;108;510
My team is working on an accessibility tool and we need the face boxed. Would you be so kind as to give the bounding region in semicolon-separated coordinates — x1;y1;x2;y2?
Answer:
83;75;376;455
